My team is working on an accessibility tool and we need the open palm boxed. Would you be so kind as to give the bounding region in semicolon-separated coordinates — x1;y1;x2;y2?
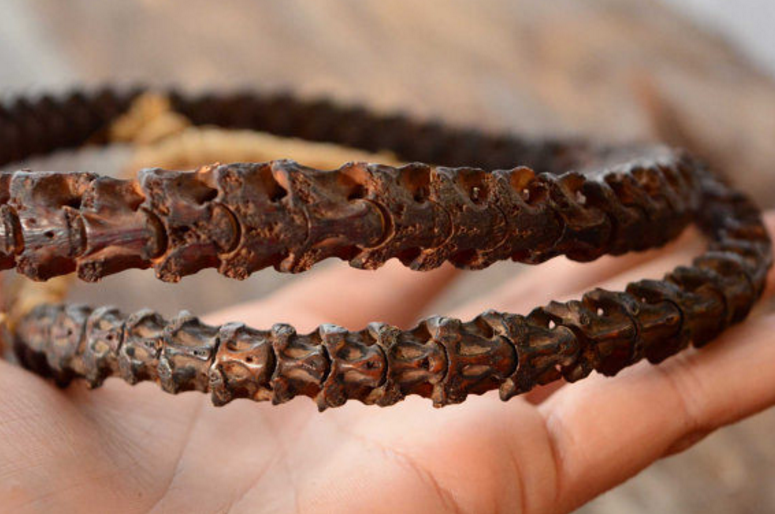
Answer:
2;213;774;514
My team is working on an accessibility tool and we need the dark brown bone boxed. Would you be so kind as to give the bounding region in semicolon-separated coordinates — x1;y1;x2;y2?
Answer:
0;153;700;283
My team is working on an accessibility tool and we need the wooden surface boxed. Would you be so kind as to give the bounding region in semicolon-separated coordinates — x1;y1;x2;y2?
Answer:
2;1;775;512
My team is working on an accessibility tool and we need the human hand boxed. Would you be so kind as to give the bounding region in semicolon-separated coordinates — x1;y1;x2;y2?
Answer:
2;212;774;514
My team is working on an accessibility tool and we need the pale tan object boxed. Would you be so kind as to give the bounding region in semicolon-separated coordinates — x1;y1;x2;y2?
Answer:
125;126;402;173
5;277;71;332
113;93;400;173
109;93;192;145
1;276;71;355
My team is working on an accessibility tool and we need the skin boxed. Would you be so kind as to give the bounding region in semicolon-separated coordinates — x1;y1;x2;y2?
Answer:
1;213;774;514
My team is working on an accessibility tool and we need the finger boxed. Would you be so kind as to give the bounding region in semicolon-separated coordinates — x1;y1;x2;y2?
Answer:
206;260;458;331
538;311;775;513
443;231;699;405
452;211;775;404
455;210;775;319
539;210;774;407
451;227;701;320
565;208;774;300
512;239;739;404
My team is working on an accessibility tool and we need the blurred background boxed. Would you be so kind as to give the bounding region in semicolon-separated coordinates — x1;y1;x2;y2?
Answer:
1;1;774;512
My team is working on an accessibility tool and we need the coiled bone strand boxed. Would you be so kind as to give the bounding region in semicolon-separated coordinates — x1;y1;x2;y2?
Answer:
14;173;771;410
3;89;772;408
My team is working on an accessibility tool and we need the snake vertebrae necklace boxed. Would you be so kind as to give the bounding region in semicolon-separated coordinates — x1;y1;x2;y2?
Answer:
1;89;770;410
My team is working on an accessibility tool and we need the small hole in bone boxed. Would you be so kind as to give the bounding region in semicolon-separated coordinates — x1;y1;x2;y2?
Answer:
270;187;288;202
413;187;429;203
548;320;556;329
347;185;366;201
44;230;55;239
596;307;605;316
